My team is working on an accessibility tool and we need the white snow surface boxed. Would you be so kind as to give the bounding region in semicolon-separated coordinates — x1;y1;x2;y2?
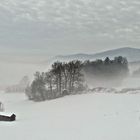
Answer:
0;92;140;140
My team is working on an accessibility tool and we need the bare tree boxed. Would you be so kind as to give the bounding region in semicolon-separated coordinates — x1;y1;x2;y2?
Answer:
52;62;63;96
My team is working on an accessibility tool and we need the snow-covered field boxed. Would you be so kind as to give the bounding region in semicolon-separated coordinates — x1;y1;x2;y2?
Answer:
0;92;140;140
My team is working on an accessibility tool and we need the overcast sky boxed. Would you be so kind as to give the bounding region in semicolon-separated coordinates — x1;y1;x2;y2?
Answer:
0;0;140;57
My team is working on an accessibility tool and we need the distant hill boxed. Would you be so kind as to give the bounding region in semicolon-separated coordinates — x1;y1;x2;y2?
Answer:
53;47;140;62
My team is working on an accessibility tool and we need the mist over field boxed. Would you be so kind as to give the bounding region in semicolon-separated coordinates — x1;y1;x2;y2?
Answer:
0;55;46;88
0;48;140;95
0;0;140;140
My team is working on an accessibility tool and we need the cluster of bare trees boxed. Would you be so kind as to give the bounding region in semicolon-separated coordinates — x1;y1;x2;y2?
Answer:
26;61;85;101
26;56;129;101
5;76;30;93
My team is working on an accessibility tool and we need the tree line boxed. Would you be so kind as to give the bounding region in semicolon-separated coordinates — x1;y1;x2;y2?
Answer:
83;56;129;79
25;56;129;101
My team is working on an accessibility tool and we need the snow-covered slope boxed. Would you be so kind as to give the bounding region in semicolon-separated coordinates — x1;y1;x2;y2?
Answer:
0;92;140;140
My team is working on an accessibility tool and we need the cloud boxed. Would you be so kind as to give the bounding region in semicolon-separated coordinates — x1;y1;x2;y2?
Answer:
0;0;140;55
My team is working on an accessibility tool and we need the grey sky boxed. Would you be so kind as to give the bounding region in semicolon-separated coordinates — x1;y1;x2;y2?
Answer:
0;0;140;57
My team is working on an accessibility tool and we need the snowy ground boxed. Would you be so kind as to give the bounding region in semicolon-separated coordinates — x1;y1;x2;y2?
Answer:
0;92;140;140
